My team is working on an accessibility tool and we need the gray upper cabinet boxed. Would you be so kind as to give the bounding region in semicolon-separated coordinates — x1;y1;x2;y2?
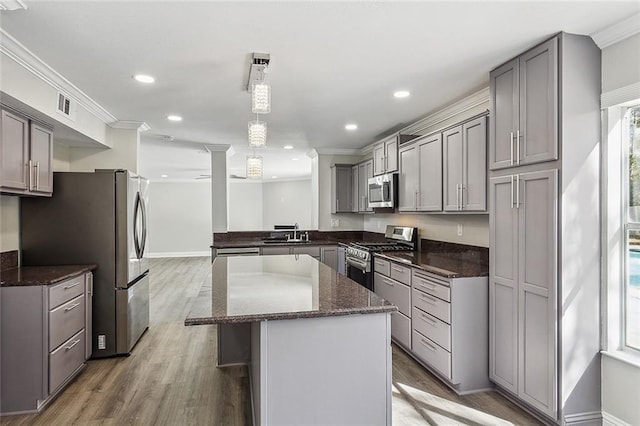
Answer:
489;169;558;417
351;165;359;213
443;116;487;212
0;108;54;196
357;160;373;212
373;135;399;176
1;109;29;191
417;134;442;211
398;143;418;212
330;164;352;213
489;37;558;170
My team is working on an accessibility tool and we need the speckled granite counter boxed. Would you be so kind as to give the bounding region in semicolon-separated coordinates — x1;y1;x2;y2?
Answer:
0;265;97;287
374;240;488;278
185;255;395;325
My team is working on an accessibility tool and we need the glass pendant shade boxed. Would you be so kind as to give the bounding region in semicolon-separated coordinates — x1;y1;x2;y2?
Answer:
251;81;271;114
246;155;263;179
248;120;267;147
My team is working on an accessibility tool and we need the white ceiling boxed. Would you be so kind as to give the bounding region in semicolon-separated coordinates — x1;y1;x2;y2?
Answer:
1;1;638;180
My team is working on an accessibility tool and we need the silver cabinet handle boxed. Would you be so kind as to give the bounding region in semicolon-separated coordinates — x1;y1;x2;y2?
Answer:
421;314;437;325
64;302;81;312
419;294;437;305
417;281;437;292
64;283;80;290
64;339;81;351
383;278;394;287
516;130;521;165
385;155;388;171
516;174;520;208
336;199;339;211
460;184;465;210
510;131;514;165
511;175;515;209
455;184;460;210
420;339;437;352
28;160;33;191
35;162;40;190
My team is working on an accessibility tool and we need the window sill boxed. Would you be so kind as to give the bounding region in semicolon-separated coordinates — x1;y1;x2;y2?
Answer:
601;349;640;369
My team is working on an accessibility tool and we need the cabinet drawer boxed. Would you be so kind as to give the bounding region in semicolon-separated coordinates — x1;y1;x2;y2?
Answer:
49;329;85;393
49;294;85;351
373;257;390;276
374;273;411;317
390;263;411;285
412;307;451;351
292;246;320;257
412;270;450;302
261;247;290;255
49;275;84;309
413;288;450;324
412;330;452;380
391;311;411;349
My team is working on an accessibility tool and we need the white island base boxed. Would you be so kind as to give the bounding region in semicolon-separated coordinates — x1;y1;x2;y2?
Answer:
220;313;392;426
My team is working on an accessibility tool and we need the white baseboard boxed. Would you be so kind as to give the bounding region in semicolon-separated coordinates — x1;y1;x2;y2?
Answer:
564;411;603;425
146;251;210;258
603;411;632;426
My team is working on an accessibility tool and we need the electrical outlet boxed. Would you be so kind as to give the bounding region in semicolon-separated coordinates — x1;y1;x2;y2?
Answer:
331;218;340;228
98;334;106;350
457;223;463;236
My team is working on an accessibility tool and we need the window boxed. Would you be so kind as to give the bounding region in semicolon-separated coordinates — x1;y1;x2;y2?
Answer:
624;104;640;351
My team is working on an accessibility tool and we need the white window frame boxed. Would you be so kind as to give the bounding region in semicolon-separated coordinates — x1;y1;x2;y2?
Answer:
603;100;640;365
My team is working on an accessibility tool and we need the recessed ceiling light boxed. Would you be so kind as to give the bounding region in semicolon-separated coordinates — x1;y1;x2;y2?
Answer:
161;174;168;178
283;145;294;150
272;175;278;179
167;115;183;122
345;124;358;131
291;158;299;161
133;74;155;84
393;90;410;98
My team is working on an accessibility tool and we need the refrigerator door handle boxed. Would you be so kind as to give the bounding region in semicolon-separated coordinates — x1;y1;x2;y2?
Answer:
133;192;142;259
139;196;147;259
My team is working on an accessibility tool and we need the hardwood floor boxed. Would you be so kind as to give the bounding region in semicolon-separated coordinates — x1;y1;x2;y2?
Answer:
2;257;541;425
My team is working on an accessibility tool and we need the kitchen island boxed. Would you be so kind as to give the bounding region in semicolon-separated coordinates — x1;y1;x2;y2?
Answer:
186;254;395;426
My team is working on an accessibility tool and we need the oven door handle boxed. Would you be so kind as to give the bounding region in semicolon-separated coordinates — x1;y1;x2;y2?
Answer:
346;257;369;272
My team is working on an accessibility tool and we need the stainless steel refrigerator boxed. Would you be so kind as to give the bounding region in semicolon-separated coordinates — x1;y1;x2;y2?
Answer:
21;170;149;358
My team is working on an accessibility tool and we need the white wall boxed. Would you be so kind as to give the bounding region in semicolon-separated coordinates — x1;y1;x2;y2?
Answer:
601;31;640;426
0;195;19;252
364;214;489;247
263;179;312;230
68;127;140;173
146;181;212;257
228;181;264;231
318;154;365;231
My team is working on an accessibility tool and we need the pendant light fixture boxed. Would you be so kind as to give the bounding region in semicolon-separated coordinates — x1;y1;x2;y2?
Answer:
246;155;263;179
251;80;271;114
248;119;267;147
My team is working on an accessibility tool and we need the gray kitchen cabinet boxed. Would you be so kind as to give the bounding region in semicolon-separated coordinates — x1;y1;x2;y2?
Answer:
330;164;352;213
489;170;557;416
489;38;558;170
399;133;443;212
0;108;54;196
373;135;399;176
357;160;373;212
261;246;292;256
443;116;486;212
337;245;347;275
351;165;359;213
0;272;93;415
489;33;601;424
320;246;338;270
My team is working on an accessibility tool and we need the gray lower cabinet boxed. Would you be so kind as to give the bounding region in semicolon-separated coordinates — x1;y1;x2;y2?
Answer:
443;116;487;212
320;246;337;270
489;169;557;415
351;164;359;213
337;245;347;275
373;255;489;394
260;245;338;270
0;108;53;196
0;272;93;415
489;37;558;170
330;164;352;213
398;134;443;212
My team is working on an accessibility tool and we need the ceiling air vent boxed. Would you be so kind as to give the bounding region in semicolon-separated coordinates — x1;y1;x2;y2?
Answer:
56;92;77;121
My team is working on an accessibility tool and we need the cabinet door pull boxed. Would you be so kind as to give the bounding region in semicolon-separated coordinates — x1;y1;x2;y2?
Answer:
64;302;81;312
336;199;339;211
28;160;33;191
510;131;514;165
392;266;405;273
35;162;40;190
384;278;394;287
64;283;80;290
516;175;520;208
419;294;437;305
421;339;437;352
460;184;465;210
64;339;81;351
510;175;515;209
455;184;460;210
421;314;437;325
516;130;521;165
418;282;436;291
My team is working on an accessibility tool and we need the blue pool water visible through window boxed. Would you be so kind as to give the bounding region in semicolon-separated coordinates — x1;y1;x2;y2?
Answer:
629;250;640;287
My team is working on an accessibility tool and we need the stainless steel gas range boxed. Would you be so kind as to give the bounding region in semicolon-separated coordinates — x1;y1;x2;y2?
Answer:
346;225;417;291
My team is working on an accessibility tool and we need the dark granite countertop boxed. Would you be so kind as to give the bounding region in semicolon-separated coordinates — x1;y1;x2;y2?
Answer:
211;230;385;249
374;251;488;278
185;255;396;325
0;265;97;287
211;239;356;249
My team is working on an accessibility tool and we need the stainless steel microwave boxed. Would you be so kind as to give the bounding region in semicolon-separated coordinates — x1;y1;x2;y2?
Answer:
368;173;397;208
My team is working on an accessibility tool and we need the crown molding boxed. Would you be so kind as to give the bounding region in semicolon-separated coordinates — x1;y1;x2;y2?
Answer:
399;86;490;136
601;82;640;109
0;0;27;11
0;28;117;124
591;12;640;49
110;121;151;132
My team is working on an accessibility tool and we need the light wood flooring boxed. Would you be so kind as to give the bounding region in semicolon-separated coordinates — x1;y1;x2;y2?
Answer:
2;257;541;425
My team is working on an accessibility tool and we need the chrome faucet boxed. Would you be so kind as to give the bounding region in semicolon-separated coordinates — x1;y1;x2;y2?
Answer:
293;222;299;240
